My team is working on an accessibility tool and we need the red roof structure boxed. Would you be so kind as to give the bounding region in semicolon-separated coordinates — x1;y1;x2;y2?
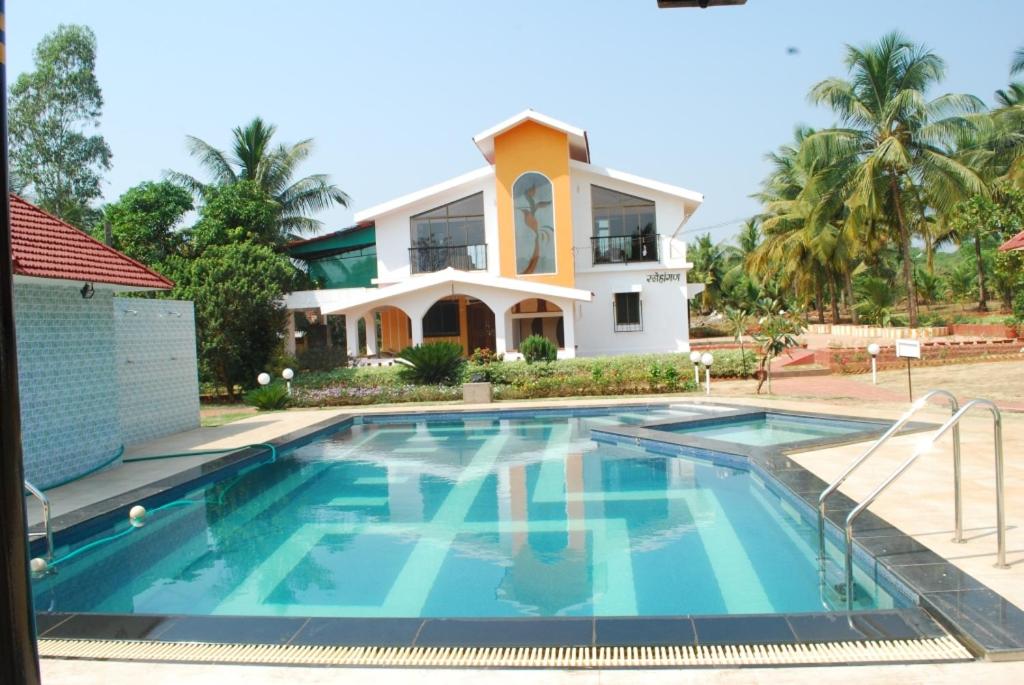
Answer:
998;229;1024;252
9;194;173;290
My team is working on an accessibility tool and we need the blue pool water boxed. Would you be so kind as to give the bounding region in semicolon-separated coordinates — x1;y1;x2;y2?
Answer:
32;406;900;618
662;414;875;447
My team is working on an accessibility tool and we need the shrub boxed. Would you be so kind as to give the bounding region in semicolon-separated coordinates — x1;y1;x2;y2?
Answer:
519;335;557;363
469;347;502;365
244;383;290;410
296;347;348;372
396;342;465;385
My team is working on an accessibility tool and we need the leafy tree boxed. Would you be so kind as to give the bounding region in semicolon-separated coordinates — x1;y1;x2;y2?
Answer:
689;233;727;314
853;275;902;326
724;307;752;376
752;308;806;394
9;24;112;228
168;242;296;400
169;117;350;238
190;181;280;250
948;184;1024;312
100;181;193;269
806;32;985;326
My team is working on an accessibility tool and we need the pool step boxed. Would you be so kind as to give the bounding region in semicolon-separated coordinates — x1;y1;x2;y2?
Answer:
38;636;973;668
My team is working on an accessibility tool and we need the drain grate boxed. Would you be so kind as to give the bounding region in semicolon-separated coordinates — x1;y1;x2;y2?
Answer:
39;636;973;668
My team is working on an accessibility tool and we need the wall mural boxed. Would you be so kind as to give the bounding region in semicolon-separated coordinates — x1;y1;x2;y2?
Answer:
514;172;556;274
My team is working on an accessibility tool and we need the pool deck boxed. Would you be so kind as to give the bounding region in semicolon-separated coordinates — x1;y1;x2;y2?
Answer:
28;392;1024;682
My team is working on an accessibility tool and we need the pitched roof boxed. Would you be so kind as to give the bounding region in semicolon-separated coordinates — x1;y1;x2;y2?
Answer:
998;229;1024;252
9;194;173;290
473;110;590;164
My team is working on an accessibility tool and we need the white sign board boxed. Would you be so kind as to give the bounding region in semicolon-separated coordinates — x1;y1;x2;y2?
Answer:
895;339;921;359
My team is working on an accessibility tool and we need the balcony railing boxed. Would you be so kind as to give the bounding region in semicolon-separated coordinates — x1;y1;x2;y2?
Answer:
409;243;488;274
590;234;659;265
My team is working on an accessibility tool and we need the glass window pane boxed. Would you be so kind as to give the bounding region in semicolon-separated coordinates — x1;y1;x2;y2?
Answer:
446;192;484;217
448;217;468;245
465;218;485;245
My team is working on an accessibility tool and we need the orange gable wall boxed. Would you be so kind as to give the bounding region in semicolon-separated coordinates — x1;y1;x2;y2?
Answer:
493;120;575;288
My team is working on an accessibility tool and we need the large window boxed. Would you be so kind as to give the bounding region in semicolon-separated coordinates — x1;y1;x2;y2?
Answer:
513;172;556;274
591;186;658;264
410;193;486;272
423;300;460;337
613;292;643;332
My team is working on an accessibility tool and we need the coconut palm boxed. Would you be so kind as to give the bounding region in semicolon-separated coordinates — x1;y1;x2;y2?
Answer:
689;233;727;314
804;32;986;326
169;117;350;238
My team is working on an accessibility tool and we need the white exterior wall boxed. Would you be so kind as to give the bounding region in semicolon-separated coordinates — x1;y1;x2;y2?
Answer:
372;170;498;284
568;164;691;273
573;269;691;357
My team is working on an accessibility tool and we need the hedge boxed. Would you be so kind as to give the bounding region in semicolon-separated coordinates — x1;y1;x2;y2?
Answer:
290;350;756;407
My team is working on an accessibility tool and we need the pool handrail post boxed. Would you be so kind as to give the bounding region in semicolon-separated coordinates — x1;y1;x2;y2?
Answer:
842;398;1007;610
816;389;961;580
22;481;51;561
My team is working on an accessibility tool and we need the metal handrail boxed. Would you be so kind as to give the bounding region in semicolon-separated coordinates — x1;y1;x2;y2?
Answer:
24;479;53;561
817;389;962;568
842;398;1007;610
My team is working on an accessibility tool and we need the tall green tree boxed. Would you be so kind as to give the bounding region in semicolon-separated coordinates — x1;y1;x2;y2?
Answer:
9;24;112;229
169;117;350;239
805;31;985;326
689;233;727;314
101;181;194;270
169;242;297;399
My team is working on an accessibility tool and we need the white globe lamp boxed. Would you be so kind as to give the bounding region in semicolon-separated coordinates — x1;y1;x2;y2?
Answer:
700;353;714;395
867;343;881;385
257;372;271;386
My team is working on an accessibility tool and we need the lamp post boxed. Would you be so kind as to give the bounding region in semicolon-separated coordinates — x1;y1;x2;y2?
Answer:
867;343;880;385
701;352;714;396
282;368;294;395
257;372;271;387
689;351;701;385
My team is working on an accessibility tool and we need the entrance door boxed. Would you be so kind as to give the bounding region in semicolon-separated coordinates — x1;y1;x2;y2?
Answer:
466;301;496;354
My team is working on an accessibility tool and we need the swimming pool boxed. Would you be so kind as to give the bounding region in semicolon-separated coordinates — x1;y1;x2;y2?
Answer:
32;405;902;619
658;413;880;447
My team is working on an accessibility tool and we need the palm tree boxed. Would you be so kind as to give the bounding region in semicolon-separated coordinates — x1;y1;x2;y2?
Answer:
804;32;986;326
689;233;727;314
169;117;350;238
724;306;752;376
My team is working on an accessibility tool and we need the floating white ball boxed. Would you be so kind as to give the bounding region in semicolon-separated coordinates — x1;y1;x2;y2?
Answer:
257;372;271;386
282;368;294;381
129;505;147;527
30;557;49;575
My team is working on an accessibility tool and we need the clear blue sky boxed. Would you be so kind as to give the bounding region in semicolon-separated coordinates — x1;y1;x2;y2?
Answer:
8;1;1023;242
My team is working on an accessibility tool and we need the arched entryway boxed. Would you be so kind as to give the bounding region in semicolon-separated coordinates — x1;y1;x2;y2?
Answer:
421;295;496;356
508;298;564;352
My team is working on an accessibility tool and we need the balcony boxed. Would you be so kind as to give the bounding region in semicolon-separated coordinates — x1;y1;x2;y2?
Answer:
590;234;659;265
409;243;488;274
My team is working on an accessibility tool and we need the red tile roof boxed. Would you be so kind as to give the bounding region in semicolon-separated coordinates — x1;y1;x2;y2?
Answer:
9;194;173;290
998;229;1024;252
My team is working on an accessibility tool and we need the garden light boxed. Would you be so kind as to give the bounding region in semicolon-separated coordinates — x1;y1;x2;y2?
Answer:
867;343;880;385
257;372;271;386
282;367;294;395
689;350;701;384
700;352;714;395
29;557;49;576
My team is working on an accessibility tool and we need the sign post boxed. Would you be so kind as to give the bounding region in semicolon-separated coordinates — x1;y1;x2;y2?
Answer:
895;339;921;401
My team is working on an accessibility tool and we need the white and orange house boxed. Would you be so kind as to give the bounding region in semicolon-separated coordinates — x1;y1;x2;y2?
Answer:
285;111;705;359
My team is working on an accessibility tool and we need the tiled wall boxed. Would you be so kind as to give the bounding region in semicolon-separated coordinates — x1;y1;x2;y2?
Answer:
14;282;122;488
115;298;200;446
13;282;200;489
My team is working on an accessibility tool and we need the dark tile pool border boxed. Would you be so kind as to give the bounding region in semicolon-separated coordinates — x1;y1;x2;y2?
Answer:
28;402;1023;661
